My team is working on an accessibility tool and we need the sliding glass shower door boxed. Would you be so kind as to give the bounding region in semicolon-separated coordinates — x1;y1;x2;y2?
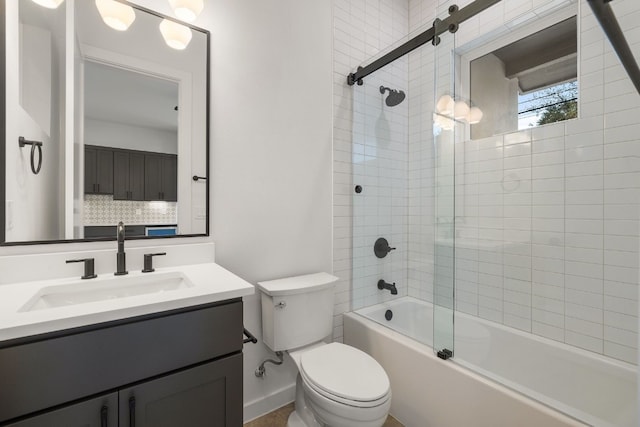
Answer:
432;14;456;359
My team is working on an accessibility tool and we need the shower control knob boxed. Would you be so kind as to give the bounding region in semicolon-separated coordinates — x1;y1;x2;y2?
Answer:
374;237;396;258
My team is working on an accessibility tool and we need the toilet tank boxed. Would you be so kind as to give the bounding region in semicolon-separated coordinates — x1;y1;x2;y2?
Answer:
257;273;338;352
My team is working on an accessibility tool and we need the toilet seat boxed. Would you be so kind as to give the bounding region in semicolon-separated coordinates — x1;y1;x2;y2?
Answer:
298;343;390;408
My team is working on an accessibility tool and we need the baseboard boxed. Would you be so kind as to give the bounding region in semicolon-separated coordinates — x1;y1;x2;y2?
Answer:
243;383;296;423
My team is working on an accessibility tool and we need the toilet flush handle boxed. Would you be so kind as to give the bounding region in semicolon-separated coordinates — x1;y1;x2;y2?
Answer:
275;301;286;309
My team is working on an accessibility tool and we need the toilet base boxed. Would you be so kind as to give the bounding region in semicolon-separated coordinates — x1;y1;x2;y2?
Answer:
287;410;319;427
287;375;324;427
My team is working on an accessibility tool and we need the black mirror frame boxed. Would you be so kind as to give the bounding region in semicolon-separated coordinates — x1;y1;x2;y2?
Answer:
0;0;210;246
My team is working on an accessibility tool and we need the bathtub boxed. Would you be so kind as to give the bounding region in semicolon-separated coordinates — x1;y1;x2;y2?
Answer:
344;297;638;427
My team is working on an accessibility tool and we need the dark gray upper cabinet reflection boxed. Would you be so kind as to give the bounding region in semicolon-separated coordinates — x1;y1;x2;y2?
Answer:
1;1;209;244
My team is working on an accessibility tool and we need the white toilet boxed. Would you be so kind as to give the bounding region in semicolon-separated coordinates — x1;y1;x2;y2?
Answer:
257;272;392;427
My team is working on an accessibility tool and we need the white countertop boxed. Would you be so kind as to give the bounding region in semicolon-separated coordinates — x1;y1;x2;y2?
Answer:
0;262;254;343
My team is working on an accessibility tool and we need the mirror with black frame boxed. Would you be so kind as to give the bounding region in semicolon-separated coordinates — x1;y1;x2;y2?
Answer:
2;0;209;245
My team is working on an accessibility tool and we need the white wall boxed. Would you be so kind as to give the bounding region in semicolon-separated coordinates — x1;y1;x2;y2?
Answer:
84;118;178;154
206;0;333;420
5;2;66;242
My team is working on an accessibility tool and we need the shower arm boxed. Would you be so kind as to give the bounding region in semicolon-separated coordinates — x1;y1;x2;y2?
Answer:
347;0;502;86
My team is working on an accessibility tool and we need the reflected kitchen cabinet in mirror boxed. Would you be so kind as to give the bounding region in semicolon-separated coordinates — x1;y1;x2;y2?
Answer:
2;0;209;244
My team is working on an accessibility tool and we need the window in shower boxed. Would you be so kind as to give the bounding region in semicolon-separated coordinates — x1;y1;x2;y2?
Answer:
517;80;577;129
468;15;577;140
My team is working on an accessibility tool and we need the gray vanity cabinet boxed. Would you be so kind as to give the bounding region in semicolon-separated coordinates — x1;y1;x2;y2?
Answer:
0;299;243;427
121;354;242;427
5;393;118;427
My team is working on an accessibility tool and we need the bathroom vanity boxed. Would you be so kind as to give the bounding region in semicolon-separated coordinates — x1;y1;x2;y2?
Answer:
0;262;253;427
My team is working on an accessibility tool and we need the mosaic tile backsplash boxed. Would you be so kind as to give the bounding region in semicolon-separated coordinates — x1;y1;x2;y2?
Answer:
84;194;178;226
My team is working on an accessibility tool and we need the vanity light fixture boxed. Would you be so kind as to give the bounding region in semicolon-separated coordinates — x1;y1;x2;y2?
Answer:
30;0;65;8
95;0;136;31
436;95;454;116
453;100;470;121
168;0;204;23
159;19;193;50
468;106;484;124
433;113;454;131
435;94;483;126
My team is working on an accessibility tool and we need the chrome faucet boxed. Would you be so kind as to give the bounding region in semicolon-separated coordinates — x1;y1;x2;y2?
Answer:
115;221;128;275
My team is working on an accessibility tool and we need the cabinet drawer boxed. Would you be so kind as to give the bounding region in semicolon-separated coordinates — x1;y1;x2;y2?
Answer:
4;393;118;427
0;300;242;423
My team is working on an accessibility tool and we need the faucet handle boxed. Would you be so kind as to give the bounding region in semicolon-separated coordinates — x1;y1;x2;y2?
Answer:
66;258;97;280
142;253;167;273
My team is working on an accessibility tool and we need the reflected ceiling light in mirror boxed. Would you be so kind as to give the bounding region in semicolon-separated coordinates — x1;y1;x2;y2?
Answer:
159;19;193;50
453;100;470;121
468;106;484;124
433;113;454;131
168;0;204;23
436;95;454;116
95;0;136;31
31;0;64;8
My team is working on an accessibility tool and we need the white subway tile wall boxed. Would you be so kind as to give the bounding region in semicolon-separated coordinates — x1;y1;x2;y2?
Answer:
333;0;639;364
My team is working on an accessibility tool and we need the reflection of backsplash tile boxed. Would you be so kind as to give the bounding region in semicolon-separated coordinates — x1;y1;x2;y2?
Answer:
84;195;177;226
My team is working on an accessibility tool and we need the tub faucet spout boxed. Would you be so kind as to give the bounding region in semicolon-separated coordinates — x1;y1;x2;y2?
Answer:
377;279;397;295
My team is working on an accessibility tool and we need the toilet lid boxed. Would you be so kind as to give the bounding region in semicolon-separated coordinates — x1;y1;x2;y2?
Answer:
299;343;390;402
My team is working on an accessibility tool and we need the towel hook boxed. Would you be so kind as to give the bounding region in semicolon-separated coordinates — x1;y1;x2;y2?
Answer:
18;137;43;175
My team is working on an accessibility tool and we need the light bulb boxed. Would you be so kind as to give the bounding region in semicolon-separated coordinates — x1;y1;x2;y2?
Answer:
31;0;64;8
454;100;470;120
468;106;483;124
159;19;193;50
95;0;136;31
168;0;204;22
436;95;454;116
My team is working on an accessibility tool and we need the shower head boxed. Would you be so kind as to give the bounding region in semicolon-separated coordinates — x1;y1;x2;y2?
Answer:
379;86;406;107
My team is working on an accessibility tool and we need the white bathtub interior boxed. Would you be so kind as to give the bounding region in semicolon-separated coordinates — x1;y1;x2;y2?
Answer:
356;297;638;427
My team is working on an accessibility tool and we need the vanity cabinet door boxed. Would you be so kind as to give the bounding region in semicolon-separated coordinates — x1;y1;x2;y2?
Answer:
85;146;114;195
5;393;118;427
161;155;177;202
120;354;242;427
144;153;177;201
129;152;145;201
114;151;145;201
144;154;163;201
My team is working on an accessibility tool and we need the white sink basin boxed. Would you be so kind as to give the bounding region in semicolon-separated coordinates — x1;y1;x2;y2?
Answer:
19;272;194;312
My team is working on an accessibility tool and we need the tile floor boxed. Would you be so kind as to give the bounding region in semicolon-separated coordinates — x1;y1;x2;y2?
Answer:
244;403;404;427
